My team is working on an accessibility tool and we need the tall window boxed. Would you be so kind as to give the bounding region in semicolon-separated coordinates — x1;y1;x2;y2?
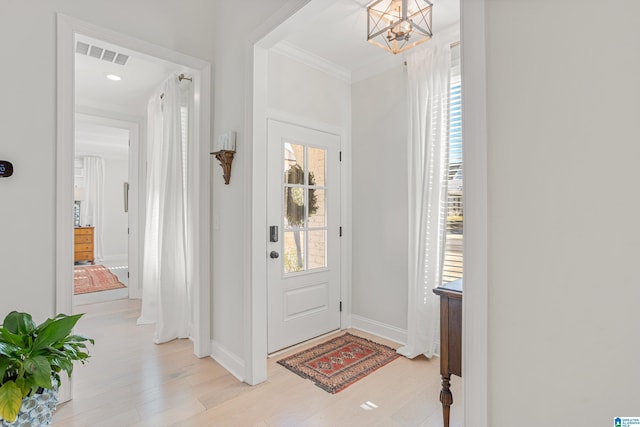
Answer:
443;43;463;284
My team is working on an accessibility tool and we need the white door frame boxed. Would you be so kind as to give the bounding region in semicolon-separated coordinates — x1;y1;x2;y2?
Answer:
248;24;351;385
74;111;142;299
459;0;489;424
56;14;212;400
245;1;488;426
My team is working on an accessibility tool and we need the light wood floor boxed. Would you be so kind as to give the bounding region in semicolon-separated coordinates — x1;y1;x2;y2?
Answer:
53;299;462;426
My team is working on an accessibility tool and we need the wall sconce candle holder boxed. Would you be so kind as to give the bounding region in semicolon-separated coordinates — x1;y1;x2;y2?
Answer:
212;131;237;185
211;149;235;185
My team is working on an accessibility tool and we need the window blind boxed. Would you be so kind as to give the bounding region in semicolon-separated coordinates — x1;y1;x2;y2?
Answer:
443;43;463;284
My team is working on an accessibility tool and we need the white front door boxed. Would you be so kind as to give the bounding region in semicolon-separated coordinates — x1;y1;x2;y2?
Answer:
267;120;341;353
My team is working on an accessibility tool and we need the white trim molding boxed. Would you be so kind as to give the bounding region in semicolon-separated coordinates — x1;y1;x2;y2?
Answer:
56;14;212;364
271;40;351;83
211;340;246;382
74;112;142;299
55;15;76;405
244;0;314;386
350;315;408;346
461;0;489;426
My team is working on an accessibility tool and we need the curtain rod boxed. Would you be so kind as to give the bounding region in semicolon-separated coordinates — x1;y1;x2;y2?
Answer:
160;74;193;99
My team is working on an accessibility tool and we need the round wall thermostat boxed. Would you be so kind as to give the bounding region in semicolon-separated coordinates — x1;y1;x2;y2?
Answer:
0;160;14;178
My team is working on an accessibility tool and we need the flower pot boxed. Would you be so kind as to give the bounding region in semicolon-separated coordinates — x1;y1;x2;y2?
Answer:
0;384;59;427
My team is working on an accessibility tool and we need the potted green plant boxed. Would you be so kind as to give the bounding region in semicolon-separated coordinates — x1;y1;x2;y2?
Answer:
0;311;93;425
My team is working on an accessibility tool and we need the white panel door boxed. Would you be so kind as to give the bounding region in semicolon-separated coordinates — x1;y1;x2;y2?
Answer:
267;120;341;353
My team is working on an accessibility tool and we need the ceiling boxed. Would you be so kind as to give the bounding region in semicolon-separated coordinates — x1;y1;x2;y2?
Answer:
75;34;183;153
74;0;460;145
265;0;460;80
75;34;183;117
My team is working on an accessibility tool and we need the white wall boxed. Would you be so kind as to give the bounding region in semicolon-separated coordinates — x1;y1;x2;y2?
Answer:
267;51;351;128
485;0;640;424
351;65;408;333
101;156;128;260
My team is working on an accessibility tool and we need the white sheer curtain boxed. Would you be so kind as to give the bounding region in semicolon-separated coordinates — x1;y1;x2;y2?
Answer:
81;156;105;260
138;75;192;344
397;43;451;359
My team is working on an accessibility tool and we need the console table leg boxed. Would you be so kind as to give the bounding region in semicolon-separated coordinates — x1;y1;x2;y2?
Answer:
440;374;453;427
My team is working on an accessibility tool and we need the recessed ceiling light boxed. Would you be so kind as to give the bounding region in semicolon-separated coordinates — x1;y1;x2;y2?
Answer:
106;74;121;81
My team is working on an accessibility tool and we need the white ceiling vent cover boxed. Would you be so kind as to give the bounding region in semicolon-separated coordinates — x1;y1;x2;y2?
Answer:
114;53;129;66
89;45;103;59
76;41;90;55
102;49;116;62
76;41;129;66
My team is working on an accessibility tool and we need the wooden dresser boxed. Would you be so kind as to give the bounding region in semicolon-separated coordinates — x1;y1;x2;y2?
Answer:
74;226;94;264
433;278;462;427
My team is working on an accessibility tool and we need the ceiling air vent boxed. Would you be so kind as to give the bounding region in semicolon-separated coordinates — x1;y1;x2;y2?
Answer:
89;45;103;59
114;53;129;66
102;49;116;62
76;41;129;66
76;41;90;55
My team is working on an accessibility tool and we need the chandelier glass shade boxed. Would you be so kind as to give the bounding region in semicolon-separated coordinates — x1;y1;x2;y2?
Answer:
367;0;433;54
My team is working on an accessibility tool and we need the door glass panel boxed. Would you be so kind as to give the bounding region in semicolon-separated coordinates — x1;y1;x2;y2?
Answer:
284;142;304;184
308;189;326;228
284;187;305;229
307;230;326;270
308;147;326;187
284;231;306;273
282;142;329;275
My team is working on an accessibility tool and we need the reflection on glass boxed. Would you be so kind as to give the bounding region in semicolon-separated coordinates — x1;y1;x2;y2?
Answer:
284;143;304;184
308;147;326;187
308;189;325;227
307;230;326;270
284;231;306;273
284;187;305;229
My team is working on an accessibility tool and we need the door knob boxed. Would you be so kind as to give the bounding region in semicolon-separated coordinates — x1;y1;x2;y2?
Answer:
270;251;279;259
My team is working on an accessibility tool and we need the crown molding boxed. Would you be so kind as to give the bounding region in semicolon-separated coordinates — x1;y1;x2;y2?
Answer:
271;40;351;83
351;53;407;83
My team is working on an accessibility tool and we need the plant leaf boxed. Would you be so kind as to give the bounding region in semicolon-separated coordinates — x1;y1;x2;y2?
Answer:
13;377;30;398
23;356;52;390
0;357;12;381
65;334;95;345
33;314;82;352
0;381;22;423
2;312;35;335
0;342;20;357
0;327;24;348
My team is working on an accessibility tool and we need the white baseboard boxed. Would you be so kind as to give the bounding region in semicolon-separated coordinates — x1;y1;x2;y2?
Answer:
98;254;128;265
210;340;245;382
349;314;408;345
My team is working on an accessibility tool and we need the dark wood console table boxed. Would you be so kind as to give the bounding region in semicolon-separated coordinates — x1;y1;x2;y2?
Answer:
433;279;462;427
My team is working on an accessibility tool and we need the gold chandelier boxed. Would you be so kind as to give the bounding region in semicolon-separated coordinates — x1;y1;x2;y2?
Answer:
367;0;433;54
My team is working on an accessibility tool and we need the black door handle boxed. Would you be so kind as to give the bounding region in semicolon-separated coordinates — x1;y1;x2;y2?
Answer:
270;251;279;259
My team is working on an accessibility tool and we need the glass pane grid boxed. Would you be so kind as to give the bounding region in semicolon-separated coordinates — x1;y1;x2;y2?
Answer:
282;142;328;275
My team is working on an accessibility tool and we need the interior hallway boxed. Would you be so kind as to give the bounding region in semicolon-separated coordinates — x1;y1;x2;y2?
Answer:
52;299;462;426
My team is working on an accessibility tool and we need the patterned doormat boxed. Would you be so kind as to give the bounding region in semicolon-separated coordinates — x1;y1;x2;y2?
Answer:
74;265;126;295
277;332;401;394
